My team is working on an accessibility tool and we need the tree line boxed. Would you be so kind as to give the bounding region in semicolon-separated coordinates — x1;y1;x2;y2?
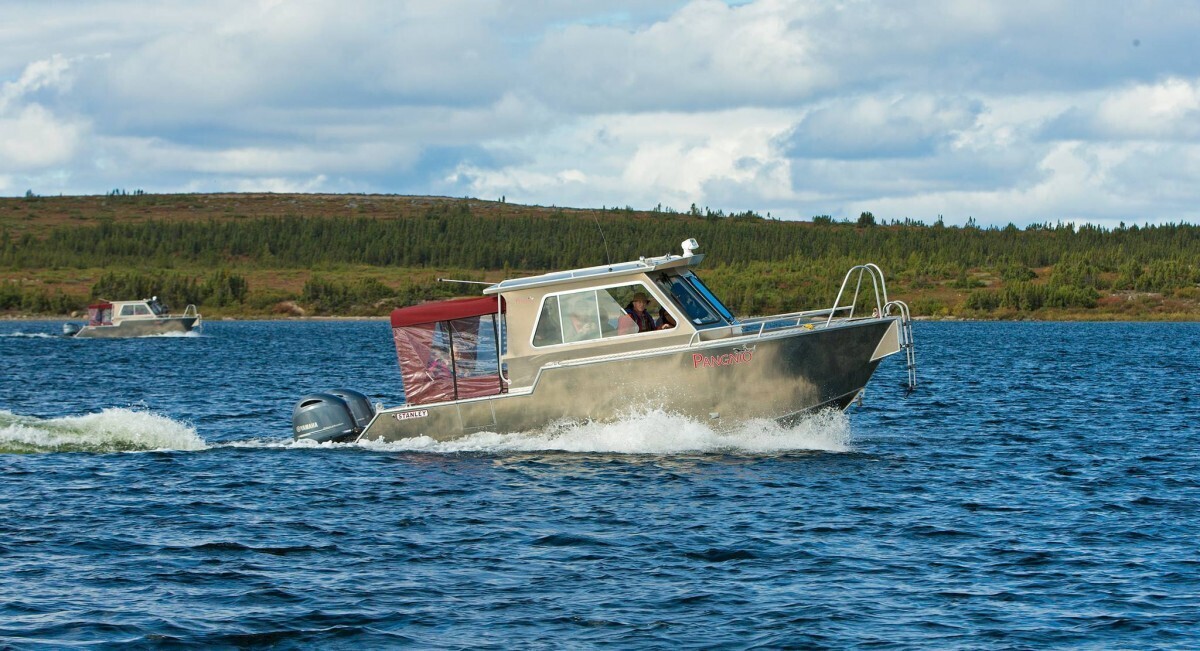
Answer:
2;197;1198;317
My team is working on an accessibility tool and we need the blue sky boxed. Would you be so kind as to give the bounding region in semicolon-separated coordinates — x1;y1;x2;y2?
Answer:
2;0;1199;227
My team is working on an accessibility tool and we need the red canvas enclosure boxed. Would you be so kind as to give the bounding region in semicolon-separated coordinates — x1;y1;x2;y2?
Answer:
87;302;113;326
390;296;506;406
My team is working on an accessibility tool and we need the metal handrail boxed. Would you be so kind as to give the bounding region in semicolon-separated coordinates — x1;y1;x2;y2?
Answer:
684;262;917;393
826;263;889;327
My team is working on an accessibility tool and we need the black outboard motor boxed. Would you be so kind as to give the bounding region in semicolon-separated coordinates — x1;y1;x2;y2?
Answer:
327;388;375;432
292;393;358;443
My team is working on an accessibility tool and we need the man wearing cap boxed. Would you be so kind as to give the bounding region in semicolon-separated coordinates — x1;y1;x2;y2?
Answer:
625;291;657;333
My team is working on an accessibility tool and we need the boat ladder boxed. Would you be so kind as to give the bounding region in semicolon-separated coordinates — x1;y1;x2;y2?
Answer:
884;299;917;394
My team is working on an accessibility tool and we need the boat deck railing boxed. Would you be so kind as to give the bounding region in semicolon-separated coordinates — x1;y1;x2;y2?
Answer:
182;304;200;318
701;263;917;393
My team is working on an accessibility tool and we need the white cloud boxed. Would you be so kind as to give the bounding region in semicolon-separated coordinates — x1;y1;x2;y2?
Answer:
0;56;87;170
3;0;1200;227
450;108;797;210
1081;77;1200;140
783;95;983;160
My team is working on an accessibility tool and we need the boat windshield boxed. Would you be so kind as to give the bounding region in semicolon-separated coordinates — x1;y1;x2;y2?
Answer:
684;273;736;323
656;273;729;328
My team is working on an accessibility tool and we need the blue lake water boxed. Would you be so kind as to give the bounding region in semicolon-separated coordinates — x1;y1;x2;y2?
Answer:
1;320;1197;648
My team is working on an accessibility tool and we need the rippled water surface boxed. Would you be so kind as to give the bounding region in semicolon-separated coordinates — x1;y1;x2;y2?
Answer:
2;320;1198;648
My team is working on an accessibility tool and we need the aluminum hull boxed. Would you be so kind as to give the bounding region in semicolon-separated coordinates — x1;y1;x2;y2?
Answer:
358;318;899;443
72;316;200;338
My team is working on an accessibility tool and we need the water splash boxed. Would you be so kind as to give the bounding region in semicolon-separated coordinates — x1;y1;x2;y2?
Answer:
356;408;853;455
0;408;207;453
144;329;204;338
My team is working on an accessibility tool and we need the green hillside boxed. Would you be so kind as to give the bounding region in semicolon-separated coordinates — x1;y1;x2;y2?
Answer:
2;192;1198;320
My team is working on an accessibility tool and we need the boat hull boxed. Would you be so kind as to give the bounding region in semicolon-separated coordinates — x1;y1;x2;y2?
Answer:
72;316;200;338
358;318;900;442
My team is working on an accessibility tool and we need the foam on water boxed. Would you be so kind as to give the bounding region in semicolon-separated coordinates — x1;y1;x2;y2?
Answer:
0;408;207;453
144;329;204;338
355;408;853;455
0;332;58;339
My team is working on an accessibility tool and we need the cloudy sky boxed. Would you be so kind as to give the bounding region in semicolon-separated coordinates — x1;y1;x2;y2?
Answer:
3;0;1199;227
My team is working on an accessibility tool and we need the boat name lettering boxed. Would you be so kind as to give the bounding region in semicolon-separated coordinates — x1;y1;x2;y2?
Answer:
393;410;429;421
692;350;754;369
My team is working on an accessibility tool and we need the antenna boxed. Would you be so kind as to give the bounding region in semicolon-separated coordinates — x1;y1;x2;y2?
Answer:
437;278;491;285
592;212;612;265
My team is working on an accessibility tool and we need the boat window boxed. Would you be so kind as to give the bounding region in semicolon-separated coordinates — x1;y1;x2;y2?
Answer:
560;291;601;343
685;273;736;323
450;315;500;378
532;283;668;347
533;296;563;346
656;275;722;327
119;304;153;317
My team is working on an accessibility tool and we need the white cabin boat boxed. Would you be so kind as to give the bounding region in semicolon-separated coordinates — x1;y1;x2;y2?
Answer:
292;239;916;444
64;297;201;338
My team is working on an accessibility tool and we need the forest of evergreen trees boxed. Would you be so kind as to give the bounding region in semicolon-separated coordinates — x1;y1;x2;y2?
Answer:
1;195;1198;318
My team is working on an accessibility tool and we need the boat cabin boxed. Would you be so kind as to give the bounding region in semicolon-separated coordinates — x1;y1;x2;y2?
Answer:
388;240;740;404
87;298;171;326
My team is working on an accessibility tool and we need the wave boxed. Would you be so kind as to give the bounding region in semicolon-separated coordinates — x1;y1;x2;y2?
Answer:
1;407;851;456
143;329;204;338
0;330;202;339
0;408;207;453
352;408;853;455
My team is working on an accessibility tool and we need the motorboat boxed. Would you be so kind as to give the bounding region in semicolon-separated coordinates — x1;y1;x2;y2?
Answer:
292;238;916;444
63;297;201;338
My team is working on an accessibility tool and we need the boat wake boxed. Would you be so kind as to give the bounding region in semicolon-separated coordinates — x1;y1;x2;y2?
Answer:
0;332;58;339
144;329;204;338
353;408;853;455
1;408;850;455
0;408;207;453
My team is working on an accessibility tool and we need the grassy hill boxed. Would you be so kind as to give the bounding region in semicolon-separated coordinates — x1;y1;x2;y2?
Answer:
2;192;1198;320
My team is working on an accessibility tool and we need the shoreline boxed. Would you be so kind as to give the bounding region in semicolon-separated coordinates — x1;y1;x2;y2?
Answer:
3;313;1197;323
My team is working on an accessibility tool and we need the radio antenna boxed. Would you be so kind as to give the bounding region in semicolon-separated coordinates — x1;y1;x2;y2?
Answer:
592;211;612;265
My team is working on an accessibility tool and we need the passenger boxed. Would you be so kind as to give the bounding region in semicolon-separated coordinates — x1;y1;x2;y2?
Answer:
426;348;451;380
566;310;600;341
657;309;676;330
624;292;657;333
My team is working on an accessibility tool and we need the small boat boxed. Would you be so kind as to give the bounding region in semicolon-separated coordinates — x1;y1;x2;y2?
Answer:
63;297;202;338
292;238;916;444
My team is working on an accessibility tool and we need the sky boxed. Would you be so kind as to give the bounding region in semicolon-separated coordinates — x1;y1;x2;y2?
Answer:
2;0;1199;227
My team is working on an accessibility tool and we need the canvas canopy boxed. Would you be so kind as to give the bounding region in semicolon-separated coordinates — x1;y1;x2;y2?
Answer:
390;296;503;328
86;302;114;326
389;296;506;406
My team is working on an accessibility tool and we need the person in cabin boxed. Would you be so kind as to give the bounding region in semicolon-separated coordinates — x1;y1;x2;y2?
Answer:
657;308;676;330
426;347;451;380
624;292;657;333
566;309;600;342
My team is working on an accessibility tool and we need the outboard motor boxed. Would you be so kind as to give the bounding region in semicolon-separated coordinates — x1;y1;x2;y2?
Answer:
62;323;82;337
292;393;361;443
327;388;376;431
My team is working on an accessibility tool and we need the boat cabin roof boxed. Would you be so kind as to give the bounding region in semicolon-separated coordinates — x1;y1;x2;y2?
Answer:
482;251;702;295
